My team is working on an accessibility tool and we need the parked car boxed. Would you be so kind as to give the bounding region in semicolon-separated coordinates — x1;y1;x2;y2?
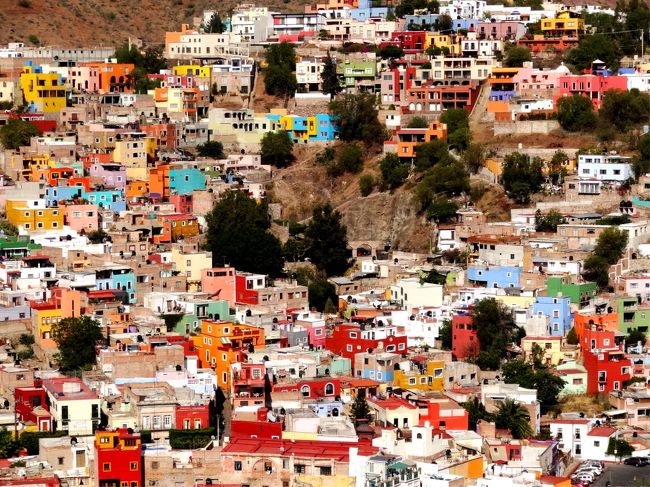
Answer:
571;473;595;484
576;465;602;476
624;457;649;467
583;460;604;468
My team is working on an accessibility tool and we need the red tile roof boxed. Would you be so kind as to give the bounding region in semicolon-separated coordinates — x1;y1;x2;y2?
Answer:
587;426;617;437
540;475;570;485
368;396;417;410
221;438;377;461
549;419;591;425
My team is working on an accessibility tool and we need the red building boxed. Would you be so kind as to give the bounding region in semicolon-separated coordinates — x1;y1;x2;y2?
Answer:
148;335;198;357
232;363;266;409
451;314;479;360
383;31;427;52
325;323;408;361
273;378;342;399
169;194;192;214
95;428;142;487
230;407;282;440
518;35;579;53
405;80;479;114
583;348;631;394
15;381;51;432
175;404;210;430
140;122;177;151
555;75;628;108
418;401;469;430
581;328;621;354
382;66;416;105
234;273;266;306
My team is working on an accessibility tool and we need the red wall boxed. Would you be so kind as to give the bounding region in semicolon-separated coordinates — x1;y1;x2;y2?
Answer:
419;402;469;430
451;314;479;360
325;324;408;361
273;378;341;399
235;275;259;305
230;419;282;439
583;349;631;394
175;404;210;429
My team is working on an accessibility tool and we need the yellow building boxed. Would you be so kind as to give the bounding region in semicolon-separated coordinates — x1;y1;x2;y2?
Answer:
425;33;462;55
113;134;156;180
393;359;445;391
521;336;564;366
20;63;66;113
170;247;211;291
31;304;62;348
541;11;584;37
6;200;64;232
172;65;212;78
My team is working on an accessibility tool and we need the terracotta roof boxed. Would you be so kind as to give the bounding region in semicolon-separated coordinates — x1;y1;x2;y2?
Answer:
368;396;417;410
587;426;617;437
221;438;377;460
549;419;591;425
540;475;571;485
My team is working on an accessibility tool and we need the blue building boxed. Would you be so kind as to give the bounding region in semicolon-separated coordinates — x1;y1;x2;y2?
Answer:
265;113;338;143
45;186;86;207
404;14;439;29
87;190;127;212
452;19;479;31
467;265;521;289
96;265;137;304
169;167;206;196
532;296;572;336
350;6;391;20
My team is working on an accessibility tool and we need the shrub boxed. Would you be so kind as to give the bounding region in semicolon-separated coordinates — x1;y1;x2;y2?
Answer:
359;174;375;196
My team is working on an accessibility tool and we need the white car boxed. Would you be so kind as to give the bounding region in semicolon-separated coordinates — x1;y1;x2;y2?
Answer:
576;466;602;476
571;473;595;483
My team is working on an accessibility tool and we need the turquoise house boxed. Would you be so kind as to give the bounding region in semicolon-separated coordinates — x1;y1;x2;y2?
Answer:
169;167;206;196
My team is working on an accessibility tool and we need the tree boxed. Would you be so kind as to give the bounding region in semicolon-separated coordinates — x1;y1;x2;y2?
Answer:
463;143;485;174
416;161;469;211
349;392;372;421
472;298;523;370
205;191;284;277
282;237;309;262
0;118;41;150
19;334;35;346
51;316;104;372
321;53;341;100
407;116;430;129
415;139;452;172
265;42;296;70
501;152;544;204
599;89;650;132
566;327;579;345
582;254;611;289
535;209;566;232
439;319;452;350
557;95;597;132
437;14;452;32
380;153;409;190
338;144;363;174
626;329;647;347
440;108;470;152
427;198;458;223
308;279;338;312
0;220;18;237
329;93;386;144
640;133;650;160
607;437;634;458
261;131;294;168
304;202;350;277
0;428;17;459
461;396;493;431
359;174;375;196
378;45;404;59
565;34;622;72
504;46;532;67
395;0;439;16
502;359;565;407
593;227;628;264
196;140;225;159
86;229;108;244
548;150;568;185
264;64;297;103
204;12;225;33
494;399;533;439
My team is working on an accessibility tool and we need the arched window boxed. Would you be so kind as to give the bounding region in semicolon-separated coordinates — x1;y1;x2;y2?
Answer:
416;433;423;439
325;383;335;396
301;385;310;397
332;408;339;417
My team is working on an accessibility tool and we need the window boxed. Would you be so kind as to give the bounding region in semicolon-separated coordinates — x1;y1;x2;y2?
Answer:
325;383;334;395
349;332;357;339
234;461;242;471
301;385;310;397
58;457;64;465
594;440;600;447
320;466;332;476
130;462;138;470
346;344;352;352
103;463;111;472
163;415;172;428
409;378;416;385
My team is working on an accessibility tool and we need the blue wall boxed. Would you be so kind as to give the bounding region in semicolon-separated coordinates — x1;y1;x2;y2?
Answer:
467;265;521;288
532;296;573;336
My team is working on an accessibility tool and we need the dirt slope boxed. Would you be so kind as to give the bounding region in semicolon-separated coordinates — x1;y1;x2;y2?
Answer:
0;0;310;47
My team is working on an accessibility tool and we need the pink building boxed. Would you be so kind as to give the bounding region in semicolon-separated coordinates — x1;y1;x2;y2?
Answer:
555;74;628;108
147;73;198;89
63;204;99;233
202;267;236;306
89;162;127;190
68;65;100;93
620;274;650;303
512;64;570;94
294;313;327;349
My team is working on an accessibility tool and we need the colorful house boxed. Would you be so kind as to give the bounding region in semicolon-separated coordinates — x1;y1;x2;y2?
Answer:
394;121;448;162
169;166;206;195
616;297;650;334
6;199;64;232
172;64;212;78
326;323;408;361
540;11;584;38
546;276;597;307
337;59;377;88
63;203;99;233
265;113;338;143
393;358;445;391
95;428;142;487
15;382;52;432
451;313;479;360
521;336;564;366
81;62;135;93
89;162;127;190
583;348;631;394
531;295;572;336
555;74;628;109
19;62;66;113
192;320;265;388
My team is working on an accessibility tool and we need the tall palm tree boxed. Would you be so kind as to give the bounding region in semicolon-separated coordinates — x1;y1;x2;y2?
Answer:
495;399;533;439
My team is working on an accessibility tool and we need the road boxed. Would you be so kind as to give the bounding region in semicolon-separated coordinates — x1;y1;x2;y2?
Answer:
592;463;650;487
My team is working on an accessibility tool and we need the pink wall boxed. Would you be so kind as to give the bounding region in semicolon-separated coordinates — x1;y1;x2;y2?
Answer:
202;267;236;306
63;204;99;233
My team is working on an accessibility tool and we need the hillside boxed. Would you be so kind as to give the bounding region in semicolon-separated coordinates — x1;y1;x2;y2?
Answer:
0;0;310;48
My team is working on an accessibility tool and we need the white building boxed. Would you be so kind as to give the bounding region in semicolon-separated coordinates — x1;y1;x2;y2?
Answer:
231;5;275;43
440;0;487;19
296;58;325;92
578;153;634;194
548;418;594;457
390;278;444;311
580;425;617;461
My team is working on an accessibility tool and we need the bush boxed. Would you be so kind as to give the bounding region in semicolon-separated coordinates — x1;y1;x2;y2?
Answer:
338;144;363;174
380;153;409;190
169;428;215;449
359;174;375;196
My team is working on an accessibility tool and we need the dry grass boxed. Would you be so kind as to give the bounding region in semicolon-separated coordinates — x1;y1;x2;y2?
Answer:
557;394;611;418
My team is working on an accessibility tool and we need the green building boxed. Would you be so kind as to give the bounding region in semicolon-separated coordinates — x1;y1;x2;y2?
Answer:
616;296;650;334
337;59;377;88
165;299;232;335
0;236;42;259
546;276;597;307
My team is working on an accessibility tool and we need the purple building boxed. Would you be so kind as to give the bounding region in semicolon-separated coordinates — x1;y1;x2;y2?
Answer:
89;162;127;190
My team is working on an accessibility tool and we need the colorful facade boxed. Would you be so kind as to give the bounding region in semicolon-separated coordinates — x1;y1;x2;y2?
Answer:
95;428;142;487
20;62;66;113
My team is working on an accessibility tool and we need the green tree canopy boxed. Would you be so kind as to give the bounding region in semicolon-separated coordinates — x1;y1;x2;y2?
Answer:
501;152;544;204
415;139;452;172
196;140;225;159
472;298;524;370
308;279;338;312
379;45;405;59
407;116;430;129
0;220;18;237
338;143;363;173
205;191;284;277
0;118;41;150
502;359;565;407
565;34;622;72
427;198;458;223
439;319;452;350
626;329;647;347
504;46;532;67
607;437;634;457
416;160;469;212
52;316;104;372
349;392;372;421
264;42;297;102
594;226;628;264
304;202;350;277
495;399;533;439
204;12;225;33
557;95;597;132
463;143;486;174
321;53;341;100
599;89;650;132
461;396;493;431
395;0;439;16
535;209;566;232
380;153;409;190
261;131;294;168
359;174;375;196
566;327;579;345
329;93;386;144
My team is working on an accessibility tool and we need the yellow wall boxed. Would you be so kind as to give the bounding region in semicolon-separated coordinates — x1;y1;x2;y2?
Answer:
495;295;535;309
393;360;445;391
295;475;355;487
447;456;484;479
172;65;211;78
6;201;64;232
20;66;66;113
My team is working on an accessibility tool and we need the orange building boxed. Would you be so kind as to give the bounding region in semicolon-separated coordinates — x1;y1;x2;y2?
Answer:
31;167;75;186
126;180;149;201
395;121;447;162
152;214;199;243
192;320;265;388
81;62;135;94
573;311;619;341
148;165;171;200
141;123;177;151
